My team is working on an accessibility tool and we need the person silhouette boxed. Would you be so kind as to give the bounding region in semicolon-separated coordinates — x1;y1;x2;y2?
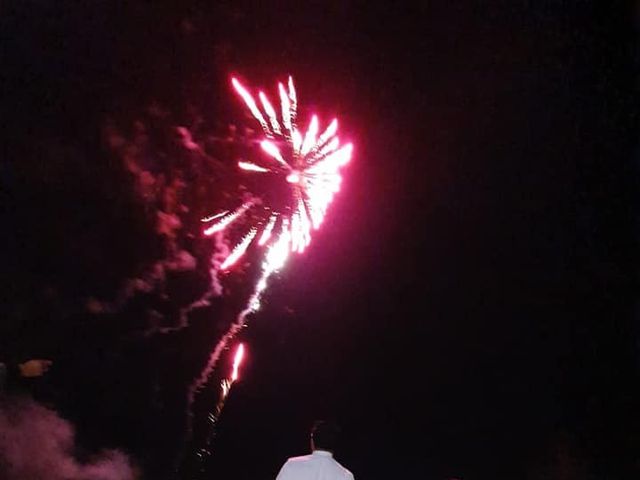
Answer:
275;421;354;480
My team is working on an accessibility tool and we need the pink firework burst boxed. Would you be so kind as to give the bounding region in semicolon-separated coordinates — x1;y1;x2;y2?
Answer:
186;77;352;449
203;76;353;274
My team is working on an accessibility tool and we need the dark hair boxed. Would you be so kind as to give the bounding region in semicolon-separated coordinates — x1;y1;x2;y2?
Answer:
311;420;341;451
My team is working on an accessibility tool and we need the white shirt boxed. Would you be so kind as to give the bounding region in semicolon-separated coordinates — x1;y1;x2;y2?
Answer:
275;450;354;480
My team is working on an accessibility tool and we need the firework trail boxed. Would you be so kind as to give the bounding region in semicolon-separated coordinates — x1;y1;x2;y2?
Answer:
216;343;245;420
186;76;351;458
191;344;245;475
187;225;291;414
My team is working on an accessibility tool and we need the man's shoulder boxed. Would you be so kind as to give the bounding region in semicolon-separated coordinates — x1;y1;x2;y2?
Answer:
284;454;314;465
282;454;354;479
334;460;354;479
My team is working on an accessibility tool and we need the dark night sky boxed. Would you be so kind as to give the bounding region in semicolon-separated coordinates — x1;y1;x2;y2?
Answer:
1;2;639;479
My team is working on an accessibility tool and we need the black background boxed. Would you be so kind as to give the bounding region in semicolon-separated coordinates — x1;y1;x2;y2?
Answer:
1;2;639;479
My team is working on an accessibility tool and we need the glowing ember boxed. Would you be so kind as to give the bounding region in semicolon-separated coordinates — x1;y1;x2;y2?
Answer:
220;229;257;270
217;343;246;416
238;161;269;173
258;214;277;246
203;202;252;236
230;343;245;383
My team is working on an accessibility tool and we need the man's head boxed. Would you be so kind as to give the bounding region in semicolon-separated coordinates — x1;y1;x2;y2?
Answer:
310;420;340;453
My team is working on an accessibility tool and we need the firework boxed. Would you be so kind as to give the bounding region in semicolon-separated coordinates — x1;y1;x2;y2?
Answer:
202;76;353;275
192;75;352;407
186;77;352;474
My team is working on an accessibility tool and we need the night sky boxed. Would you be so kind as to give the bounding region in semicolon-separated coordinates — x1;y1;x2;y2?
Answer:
1;2;639;479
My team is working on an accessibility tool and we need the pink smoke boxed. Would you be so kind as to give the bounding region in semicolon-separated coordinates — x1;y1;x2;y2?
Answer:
0;398;136;480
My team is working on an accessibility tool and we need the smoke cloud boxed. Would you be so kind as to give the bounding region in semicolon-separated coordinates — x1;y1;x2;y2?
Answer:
0;397;136;480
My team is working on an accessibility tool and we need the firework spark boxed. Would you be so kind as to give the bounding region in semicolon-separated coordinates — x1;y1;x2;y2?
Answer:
230;343;245;383
221;343;245;399
220;229;257;270
190;344;246;475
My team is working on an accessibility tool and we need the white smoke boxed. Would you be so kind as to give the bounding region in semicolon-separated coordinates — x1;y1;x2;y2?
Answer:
0;397;136;480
